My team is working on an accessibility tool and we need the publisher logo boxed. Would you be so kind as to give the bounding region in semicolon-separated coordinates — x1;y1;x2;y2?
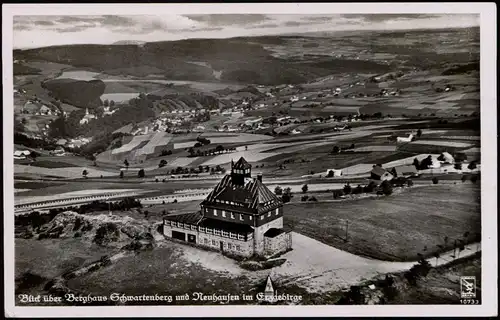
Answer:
460;276;476;298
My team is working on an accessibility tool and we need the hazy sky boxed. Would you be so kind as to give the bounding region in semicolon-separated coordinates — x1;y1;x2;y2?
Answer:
13;14;479;49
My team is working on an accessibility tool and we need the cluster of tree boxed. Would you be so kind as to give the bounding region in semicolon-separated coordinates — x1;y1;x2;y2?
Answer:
160;149;173;157
300;195;318;202
169;164;225;175
187;145;237;158
278;187;293;203
413;156;433;170
404;257;432;286
331;144;356;154
77;197;142;214
49;94;156;139
42;78;105;109
14;133;58;150
158;159;168;168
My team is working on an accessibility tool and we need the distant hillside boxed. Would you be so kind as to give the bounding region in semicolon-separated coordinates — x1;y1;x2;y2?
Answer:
13;63;41;75
41;78;105;109
13;37;394;85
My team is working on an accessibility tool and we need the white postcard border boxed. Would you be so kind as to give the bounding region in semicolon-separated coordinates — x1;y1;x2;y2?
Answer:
3;2;497;317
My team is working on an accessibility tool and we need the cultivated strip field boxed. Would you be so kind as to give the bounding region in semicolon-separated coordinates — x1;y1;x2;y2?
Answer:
112;135;151;154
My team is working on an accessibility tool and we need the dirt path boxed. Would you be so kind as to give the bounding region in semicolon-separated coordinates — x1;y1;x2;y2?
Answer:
269;232;481;293
171;232;481;294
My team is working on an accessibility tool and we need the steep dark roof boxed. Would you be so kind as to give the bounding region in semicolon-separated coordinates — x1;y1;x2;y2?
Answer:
164;211;203;225
199;217;254;234
392;165;417;176
264;228;286;238
370;166;387;177
201;174;282;214
233;157;252;170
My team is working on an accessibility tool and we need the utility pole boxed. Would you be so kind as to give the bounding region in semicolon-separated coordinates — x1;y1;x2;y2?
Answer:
345;220;349;242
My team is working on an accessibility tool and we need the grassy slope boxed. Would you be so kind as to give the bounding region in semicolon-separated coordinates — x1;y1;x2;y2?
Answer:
284;184;480;261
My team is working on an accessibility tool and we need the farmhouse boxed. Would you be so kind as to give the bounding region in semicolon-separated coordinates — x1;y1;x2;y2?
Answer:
390;165;418;178
163;157;292;258
79;108;97;125
437;152;455;164
326;169;343;177
396;133;414;143
370;166;394;181
14;150;31;160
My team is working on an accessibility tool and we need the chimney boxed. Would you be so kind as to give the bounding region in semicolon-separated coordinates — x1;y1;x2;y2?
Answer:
257;173;262;182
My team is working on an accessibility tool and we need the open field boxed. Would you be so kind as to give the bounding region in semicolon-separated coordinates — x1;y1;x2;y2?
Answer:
284;184;480;262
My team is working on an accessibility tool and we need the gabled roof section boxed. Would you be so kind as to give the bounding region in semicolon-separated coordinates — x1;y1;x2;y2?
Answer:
371;166;387;177
201;174;282;214
233;157;252;170
164;211;203;225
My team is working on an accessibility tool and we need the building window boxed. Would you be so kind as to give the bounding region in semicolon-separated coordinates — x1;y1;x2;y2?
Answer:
222;230;229;237
230;212;235;219
238;234;245;240
275;208;279;215
239;214;244;221
199;227;205;233
222;210;226;218
214;209;217;216
249;216;252;220
236;245;241;251
212;239;216;246
214;229;221;236
261;215;264;220
204;238;208;244
268;212;271;217
228;243;233;250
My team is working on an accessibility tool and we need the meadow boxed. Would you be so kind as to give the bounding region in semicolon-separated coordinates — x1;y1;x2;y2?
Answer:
284;184;480;262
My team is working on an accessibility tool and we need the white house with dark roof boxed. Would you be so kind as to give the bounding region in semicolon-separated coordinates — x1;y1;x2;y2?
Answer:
163;157;292;257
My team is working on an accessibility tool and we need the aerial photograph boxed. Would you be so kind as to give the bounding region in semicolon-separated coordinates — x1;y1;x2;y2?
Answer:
11;12;482;307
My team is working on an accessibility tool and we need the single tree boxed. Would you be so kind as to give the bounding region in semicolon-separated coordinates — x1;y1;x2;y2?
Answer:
417;129;422;138
124;159;129;170
432;177;439;184
274;186;283;195
103;99;109;107
302;184;308;193
468;161;477;170
327;170;334;178
461;175;467;183
138;169;145;178
119;171;124;179
82;169;88;179
470;175;478;183
343;183;352;195
433;252;440;266
110;100;115;107
332;146;340;154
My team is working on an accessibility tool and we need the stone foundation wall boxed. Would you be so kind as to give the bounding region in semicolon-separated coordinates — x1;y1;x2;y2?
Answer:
163;224;253;257
264;231;292;256
253;217;284;255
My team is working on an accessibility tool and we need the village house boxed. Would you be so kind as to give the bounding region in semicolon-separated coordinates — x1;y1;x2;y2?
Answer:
396;133;414;143
53;146;66;156
390;165;418;178
370;166;394;181
163;157;292;258
79;108;97;125
14;150;31;160
326;169;343;177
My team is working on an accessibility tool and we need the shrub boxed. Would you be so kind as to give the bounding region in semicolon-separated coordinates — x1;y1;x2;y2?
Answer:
461;175;467;183
343;183;352;195
301;184;308;193
308;196;318;202
363;181;377;193
301;195;309;202
470;175;478;183
432;177;439;184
